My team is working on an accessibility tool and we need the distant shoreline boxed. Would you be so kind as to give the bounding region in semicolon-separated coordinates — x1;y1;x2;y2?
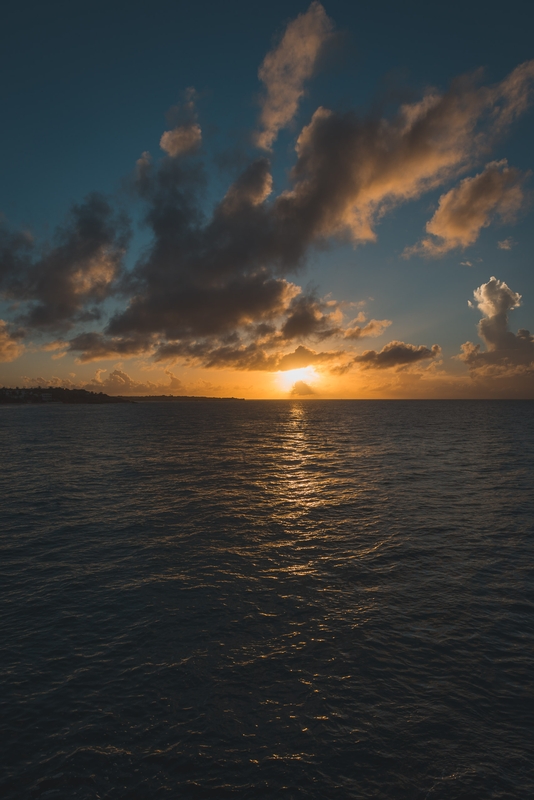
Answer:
0;387;246;404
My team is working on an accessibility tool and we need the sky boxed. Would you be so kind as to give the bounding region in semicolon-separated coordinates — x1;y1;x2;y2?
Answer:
1;0;533;398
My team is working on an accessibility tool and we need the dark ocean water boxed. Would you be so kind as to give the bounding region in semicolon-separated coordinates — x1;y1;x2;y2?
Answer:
1;400;533;800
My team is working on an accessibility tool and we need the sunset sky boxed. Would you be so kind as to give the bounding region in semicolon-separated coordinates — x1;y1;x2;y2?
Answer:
1;0;533;398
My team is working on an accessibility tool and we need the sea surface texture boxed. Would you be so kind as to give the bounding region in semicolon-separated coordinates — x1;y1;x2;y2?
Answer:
1;400;533;799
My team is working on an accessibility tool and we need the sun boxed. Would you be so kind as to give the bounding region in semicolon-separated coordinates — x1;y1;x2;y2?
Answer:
275;366;319;392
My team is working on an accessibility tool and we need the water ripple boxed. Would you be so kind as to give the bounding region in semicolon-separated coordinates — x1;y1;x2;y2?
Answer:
1;400;533;799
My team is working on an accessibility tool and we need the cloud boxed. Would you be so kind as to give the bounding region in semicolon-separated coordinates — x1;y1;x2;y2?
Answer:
279;62;534;245
95;60;534;374
354;340;441;369
458;276;534;375
0;320;25;362
160;87;202;157
277;344;337;370
0;194;129;332
291;380;316;395
220;158;273;213
405;161;526;256
280;292;342;340
497;236;517;250
87;367;184;395
255;1;334;150
344;316;392;339
21;367;185;396
160;123;202;157
153;342;342;372
1;7;533;386
67;332;153;362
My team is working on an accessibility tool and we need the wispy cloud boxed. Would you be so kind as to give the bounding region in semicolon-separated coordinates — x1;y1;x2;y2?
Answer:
255;2;334;150
344;316;392;340
353;341;441;370
160;88;202;157
497;236;517;250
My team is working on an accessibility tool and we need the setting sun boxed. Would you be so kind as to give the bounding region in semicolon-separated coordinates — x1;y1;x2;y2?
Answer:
275;366;320;392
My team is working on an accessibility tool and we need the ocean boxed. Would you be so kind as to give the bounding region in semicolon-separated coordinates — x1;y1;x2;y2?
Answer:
1;400;533;799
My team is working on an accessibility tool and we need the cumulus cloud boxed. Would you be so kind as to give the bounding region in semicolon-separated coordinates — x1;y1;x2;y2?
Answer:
255;1;334;150
405;161;526;256
280;292;342;340
87;367;184;395
22;367;185;396
0;321;25;362
459;276;534;375
0;194;129;332
354;341;441;370
291;380;316;395
88;60;534;373
1;7;533;384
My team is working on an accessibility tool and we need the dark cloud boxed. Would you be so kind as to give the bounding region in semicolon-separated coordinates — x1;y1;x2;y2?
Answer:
67;332;151;363
459;276;534;375
2;29;533;377
343;316;392;339
291;380;316;396
0;194;129;332
354;341;441;369
0;226;33;293
0;320;25;362
153;342;340;372
91;60;534;371
280;293;341;340
275;61;534;246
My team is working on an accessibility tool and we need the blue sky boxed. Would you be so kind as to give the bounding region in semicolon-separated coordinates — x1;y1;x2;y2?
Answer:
0;0;533;397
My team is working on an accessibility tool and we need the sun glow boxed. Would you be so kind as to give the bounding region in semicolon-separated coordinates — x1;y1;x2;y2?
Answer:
276;366;319;392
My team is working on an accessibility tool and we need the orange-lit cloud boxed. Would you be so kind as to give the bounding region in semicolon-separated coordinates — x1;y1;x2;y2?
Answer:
405;161;526;256
0;320;25;363
0;194;128;332
344;315;392;340
220;158;273;213
1;3;533;398
255;1;334;150
160;123;202;157
279;61;534;245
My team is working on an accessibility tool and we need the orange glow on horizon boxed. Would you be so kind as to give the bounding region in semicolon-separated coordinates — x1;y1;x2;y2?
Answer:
275;366;320;393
